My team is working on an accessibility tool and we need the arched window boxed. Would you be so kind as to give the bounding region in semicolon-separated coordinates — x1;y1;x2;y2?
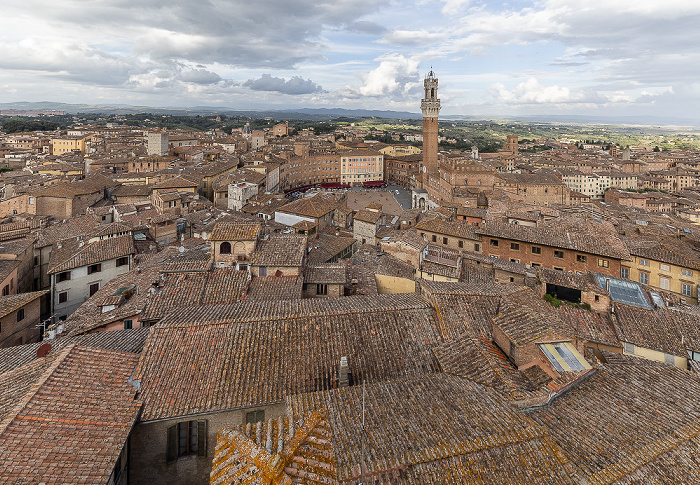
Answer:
220;242;231;254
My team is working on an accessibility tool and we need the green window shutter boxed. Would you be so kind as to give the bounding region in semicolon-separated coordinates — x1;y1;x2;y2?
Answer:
197;420;208;457
166;425;178;463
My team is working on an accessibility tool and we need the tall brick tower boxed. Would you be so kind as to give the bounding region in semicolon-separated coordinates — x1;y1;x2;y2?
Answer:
505;135;518;156
421;70;441;178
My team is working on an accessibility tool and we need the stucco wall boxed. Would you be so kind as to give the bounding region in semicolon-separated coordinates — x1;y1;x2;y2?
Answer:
130;403;286;485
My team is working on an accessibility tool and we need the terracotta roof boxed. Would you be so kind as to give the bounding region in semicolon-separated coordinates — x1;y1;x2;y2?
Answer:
477;221;630;260
250;234;306;267
492;289;574;346
343;245;415;296
246;275;303;301
433;334;546;403
0;290;47;319
287;374;577;484
140;268;248;322
306;234;356;265
278;194;338;219
210;221;261;241
555;306;619;348
624;236;700;270
0;345;141;484
304;263;347;284
35;214;102;248
210;412;336;485
415;218;479;240
47;234;135;274
354;209;381;224
0;328;150;375
153;175;198;189
134;294;442;421
611;303;687;356
420;282;535;340
530;352;700;482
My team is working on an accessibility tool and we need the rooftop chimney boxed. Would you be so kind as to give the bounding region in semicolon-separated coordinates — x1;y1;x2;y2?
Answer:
339;356;349;388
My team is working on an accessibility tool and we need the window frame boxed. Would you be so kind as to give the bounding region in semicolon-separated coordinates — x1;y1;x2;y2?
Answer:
87;263;102;275
166;419;208;463
246;410;265;424
531;246;541;255
219;241;232;255
553;250;564;259
510;243;520;251
58;291;68;303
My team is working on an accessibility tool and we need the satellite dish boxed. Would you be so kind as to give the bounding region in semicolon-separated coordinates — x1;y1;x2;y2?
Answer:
179;245;185;253
422;166;426;173
37;343;52;358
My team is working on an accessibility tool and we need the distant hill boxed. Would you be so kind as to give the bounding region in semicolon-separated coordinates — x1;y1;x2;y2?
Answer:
1;102;698;127
0;102;421;120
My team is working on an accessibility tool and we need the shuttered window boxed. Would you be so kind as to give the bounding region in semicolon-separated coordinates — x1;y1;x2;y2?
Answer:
166;420;207;463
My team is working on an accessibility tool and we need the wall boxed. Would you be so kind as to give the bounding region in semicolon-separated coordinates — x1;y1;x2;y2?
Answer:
148;220;177;245
379;241;421;269
623;255;699;305
52;256;131;320
212;239;257;266
374;274;416;294
622;343;688;369
0;297;42;347
0;194;36;217
483;236;620;277
129;403;286;485
353;219;378;245
415;270;458;283
251;265;301;277
417;230;480;253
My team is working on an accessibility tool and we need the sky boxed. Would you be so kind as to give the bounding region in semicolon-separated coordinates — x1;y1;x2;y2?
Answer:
1;0;699;121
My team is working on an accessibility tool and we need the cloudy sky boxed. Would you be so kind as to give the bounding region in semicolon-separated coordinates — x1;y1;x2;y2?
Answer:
1;0;699;121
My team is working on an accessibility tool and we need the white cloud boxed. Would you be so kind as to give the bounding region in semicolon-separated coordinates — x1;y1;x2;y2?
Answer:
244;74;323;95
342;54;420;98
489;78;573;104
441;0;473;16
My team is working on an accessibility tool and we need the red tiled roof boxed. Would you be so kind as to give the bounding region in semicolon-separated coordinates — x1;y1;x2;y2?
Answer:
0;345;141;483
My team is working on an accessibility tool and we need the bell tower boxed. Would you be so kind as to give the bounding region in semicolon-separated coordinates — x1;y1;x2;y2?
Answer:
421;69;441;178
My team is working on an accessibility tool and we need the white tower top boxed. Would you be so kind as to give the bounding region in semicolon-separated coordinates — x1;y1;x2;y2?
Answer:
421;70;441;118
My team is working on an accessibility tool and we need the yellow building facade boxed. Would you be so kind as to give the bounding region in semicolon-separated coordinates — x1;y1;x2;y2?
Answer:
622;254;699;305
51;135;90;155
